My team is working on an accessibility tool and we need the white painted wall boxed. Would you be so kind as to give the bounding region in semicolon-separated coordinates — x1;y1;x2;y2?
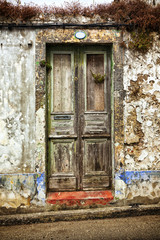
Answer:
0;30;36;173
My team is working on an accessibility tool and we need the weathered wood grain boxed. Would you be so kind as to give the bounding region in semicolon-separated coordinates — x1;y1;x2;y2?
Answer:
48;46;111;192
49;177;76;191
50;115;75;136
83;139;109;174
83;176;109;190
87;54;105;111
83;114;109;134
53;54;72;112
50;140;75;174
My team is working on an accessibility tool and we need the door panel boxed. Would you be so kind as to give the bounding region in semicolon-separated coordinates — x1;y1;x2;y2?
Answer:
50;115;75;136
48;45;111;192
49;139;76;191
83;138;110;190
50;139;76;174
83;176;109;190
53;53;73;112
83;114;109;135
86;54;105;111
84;139;109;174
49;177;76;191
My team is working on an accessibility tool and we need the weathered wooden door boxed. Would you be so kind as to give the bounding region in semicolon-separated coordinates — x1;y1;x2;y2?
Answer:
47;45;112;192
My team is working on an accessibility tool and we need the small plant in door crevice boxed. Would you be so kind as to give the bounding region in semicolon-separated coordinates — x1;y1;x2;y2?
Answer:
90;70;105;84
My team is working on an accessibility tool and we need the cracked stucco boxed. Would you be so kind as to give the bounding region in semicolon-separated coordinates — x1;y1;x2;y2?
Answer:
0;25;159;208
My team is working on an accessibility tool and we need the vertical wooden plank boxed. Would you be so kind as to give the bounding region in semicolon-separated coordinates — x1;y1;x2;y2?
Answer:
53;54;62;112
95;83;105;111
98;142;104;171
107;51;112;130
87;54;105;111
87;55;95;111
78;49;84;190
105;139;110;174
61;54;72;112
86;142;94;172
53;54;72;112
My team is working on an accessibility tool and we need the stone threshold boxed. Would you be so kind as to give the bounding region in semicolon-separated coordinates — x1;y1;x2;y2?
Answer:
46;190;114;207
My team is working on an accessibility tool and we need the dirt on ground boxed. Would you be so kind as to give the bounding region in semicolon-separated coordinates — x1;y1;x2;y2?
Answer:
0;215;160;240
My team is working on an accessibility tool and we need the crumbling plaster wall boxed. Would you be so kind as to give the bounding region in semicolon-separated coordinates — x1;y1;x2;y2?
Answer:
0;30;45;208
0;25;160;209
0;30;36;173
115;33;160;203
124;34;160;171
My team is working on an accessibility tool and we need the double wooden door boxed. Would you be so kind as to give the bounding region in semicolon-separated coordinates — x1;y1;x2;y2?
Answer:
47;45;112;191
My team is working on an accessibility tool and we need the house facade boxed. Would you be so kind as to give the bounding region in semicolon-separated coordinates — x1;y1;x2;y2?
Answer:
0;2;160;210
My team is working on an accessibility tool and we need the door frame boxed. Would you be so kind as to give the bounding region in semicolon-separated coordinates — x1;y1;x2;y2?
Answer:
46;43;113;192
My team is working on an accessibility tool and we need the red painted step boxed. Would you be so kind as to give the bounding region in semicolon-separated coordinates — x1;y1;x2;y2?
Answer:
47;190;113;206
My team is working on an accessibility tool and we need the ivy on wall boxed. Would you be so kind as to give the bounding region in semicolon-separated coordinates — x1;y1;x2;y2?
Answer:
128;30;154;53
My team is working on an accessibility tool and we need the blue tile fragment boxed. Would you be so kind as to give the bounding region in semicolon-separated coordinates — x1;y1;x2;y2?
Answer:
116;170;160;185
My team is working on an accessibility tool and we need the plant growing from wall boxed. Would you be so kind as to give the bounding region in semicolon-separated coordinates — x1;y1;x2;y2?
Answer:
40;60;52;71
128;30;153;53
